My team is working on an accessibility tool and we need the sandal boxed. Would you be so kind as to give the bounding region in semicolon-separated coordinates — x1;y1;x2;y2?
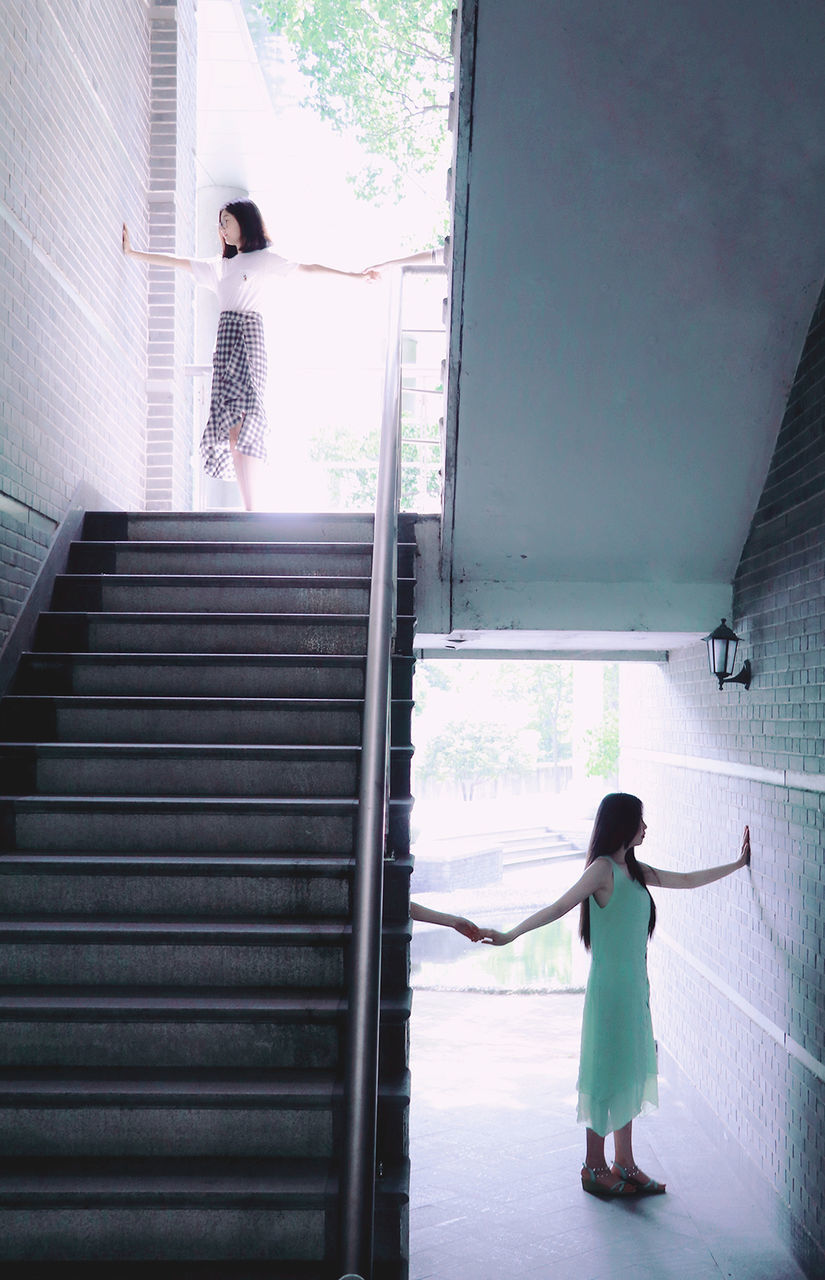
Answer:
612;1162;666;1194
581;1163;637;1197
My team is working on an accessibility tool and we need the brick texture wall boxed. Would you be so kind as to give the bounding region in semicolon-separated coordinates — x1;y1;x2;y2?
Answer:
621;283;825;1271
0;0;197;646
146;0;197;512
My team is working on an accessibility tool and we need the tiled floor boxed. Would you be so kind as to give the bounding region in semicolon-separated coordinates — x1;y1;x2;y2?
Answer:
408;990;810;1280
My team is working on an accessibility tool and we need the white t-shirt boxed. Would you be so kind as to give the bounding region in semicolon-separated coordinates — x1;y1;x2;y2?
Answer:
190;247;298;313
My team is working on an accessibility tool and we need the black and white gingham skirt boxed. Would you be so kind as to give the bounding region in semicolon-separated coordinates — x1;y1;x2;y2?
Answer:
199;310;269;480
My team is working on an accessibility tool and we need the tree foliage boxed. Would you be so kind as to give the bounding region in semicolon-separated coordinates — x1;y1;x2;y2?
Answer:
493;663;574;764
309;424;441;510
584;664;620;780
415;720;537;801
258;0;454;200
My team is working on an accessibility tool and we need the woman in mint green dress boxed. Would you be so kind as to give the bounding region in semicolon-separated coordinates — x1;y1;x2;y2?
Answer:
481;792;750;1197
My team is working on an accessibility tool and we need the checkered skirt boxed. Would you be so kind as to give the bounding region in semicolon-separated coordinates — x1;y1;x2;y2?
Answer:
199;310;269;480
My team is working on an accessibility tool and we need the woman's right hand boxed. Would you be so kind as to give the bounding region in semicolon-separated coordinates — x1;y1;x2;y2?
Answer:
480;928;512;947
122;223;132;255
738;825;751;868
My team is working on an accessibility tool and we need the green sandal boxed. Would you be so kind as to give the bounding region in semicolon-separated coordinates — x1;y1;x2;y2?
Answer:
581;1163;637;1197
612;1162;666;1194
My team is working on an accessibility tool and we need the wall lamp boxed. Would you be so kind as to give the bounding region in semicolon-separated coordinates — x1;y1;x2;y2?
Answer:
704;618;751;691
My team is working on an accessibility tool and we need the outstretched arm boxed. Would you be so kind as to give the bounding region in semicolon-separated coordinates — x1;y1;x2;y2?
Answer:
411;901;482;942
363;248;444;274
480;857;612;946
122;223;193;272
297;262;378;281
642;825;751;889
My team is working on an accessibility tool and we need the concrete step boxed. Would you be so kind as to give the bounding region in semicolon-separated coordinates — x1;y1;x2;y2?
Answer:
69;539;380;578
0;741;412;799
12;652;414;699
0;1265;406;1279
0;1068;409;1160
0;918;408;990
33;611;415;655
68;539;417;579
0;744;362;797
0;694;414;747
0;988;412;1072
82;511;382;543
52;574;418;618
0;853;412;921
0;796;359;854
0;852;354;916
0;1155;408;1262
0;695;363;745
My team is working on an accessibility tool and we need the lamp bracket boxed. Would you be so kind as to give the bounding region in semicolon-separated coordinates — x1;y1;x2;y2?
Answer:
718;659;752;692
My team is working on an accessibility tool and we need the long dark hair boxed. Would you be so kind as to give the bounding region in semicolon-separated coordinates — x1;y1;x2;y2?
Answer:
578;792;656;950
220;198;271;258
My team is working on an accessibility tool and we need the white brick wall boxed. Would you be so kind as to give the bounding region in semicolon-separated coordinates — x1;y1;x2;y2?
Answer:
621;282;825;1271
0;0;197;644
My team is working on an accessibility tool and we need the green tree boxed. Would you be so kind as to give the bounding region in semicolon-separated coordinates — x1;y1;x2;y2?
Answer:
309;423;441;510
258;0;454;200
584;664;619;780
415;720;537;801
494;663;574;765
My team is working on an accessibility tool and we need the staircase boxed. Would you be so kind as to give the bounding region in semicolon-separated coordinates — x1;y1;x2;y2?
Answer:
0;510;416;1279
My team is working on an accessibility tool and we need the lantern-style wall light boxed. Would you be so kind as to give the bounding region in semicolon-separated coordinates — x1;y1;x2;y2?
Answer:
704;619;752;691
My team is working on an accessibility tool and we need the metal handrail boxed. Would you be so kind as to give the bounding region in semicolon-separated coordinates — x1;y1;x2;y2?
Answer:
340;270;403;1279
340;264;447;1278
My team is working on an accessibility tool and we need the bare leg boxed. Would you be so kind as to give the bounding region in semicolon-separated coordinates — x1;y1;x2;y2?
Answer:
229;420;266;512
582;1128;636;1194
612;1120;665;1191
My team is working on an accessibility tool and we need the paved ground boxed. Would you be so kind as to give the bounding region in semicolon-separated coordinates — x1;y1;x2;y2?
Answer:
408;990;810;1280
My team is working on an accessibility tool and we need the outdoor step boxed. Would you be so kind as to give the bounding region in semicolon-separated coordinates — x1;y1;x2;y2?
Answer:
0;918;408;991
52;574;418;618
0;1156;408;1262
0;853;412;922
0;695;364;745
12;652;414;699
33;612;415;656
0;988;412;1072
0;744;362;798
0;1068;409;1160
67;539;417;580
0;796;358;854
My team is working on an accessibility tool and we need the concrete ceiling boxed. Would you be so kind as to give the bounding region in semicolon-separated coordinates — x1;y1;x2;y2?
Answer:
440;0;825;650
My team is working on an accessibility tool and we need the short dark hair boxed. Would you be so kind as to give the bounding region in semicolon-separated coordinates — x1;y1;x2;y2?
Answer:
220;198;271;258
578;792;655;949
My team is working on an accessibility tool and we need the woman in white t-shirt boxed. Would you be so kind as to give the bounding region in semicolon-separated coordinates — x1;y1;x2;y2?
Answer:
123;199;376;509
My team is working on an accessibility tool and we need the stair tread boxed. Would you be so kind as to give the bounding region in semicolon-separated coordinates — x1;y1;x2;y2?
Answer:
0;795;360;809
0;742;412;758
59;573;405;587
0;1066;410;1103
73;540;414;551
0;986;412;1018
0;918;410;939
0;852;410;873
0;1154;409;1202
0;853;356;870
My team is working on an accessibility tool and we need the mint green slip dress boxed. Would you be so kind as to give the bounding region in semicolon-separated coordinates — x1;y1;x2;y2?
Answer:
576;856;658;1136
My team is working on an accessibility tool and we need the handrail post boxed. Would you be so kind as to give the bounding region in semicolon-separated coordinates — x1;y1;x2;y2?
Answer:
340;272;404;1279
